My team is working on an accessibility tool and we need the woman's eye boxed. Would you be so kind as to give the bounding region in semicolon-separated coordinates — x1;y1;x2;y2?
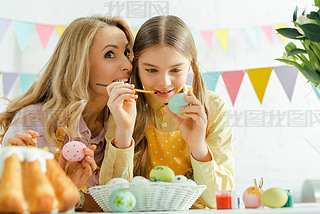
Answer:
105;51;115;58
124;49;131;57
146;69;157;73
171;68;181;72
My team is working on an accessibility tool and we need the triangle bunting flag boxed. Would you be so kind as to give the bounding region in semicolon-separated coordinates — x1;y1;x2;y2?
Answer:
262;25;274;44
200;31;213;51
247;67;273;104
2;72;18;97
214;29;229;53
245;27;261;50
222;70;245;105
19;73;37;94
274;66;298;101
186;72;194;86
274;23;287;44
35;24;55;49
311;83;320;99
13;20;33;51
202;72;220;91
0;18;11;44
56;25;67;37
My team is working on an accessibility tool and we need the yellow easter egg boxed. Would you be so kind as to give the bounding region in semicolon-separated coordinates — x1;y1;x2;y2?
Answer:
149;166;175;182
260;188;288;208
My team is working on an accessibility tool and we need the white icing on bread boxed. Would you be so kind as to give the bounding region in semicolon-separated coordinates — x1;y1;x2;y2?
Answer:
0;146;54;178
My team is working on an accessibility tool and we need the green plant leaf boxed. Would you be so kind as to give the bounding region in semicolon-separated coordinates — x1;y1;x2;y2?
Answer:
293;6;298;21
276;28;305;40
288;48;308;56
307;12;320;25
292;21;301;27
306;46;320;70
275;58;304;70
302;8;306;16
296;54;310;67
285;42;297;53
312;42;320;57
301;23;320;42
309;42;320;60
315;0;320;8
303;65;320;85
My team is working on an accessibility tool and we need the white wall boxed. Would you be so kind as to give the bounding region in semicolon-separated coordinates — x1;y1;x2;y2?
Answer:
0;0;319;203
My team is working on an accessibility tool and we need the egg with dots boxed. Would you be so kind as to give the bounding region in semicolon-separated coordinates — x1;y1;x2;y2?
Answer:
260;188;288;208
242;178;264;208
149;166;175;182
171;175;188;184
108;189;136;212
61;141;87;162
168;93;190;114
106;177;129;186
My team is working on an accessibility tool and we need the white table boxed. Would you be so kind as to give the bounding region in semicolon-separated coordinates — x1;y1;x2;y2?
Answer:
76;203;320;214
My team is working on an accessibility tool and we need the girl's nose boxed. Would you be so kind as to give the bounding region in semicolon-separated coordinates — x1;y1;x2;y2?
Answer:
121;56;133;72
158;73;171;87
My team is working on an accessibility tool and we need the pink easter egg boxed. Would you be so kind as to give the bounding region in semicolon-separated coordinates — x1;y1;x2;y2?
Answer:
107;178;129;185
243;186;263;208
62;141;87;162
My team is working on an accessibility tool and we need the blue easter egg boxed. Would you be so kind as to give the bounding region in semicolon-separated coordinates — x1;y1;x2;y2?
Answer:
108;189;136;212
168;93;190;114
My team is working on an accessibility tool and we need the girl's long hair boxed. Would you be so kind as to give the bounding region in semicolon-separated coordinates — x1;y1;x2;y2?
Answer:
130;15;210;178
0;15;133;153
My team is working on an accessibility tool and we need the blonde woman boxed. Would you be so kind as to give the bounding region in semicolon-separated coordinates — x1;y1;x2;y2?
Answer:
102;15;234;208
0;16;137;211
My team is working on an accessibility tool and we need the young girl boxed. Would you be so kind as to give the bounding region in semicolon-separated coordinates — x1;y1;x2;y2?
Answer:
0;16;137;211
130;15;234;208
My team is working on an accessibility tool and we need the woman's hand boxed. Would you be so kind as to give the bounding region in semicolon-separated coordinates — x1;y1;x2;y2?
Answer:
106;82;137;148
7;130;40;147
59;145;97;189
165;91;211;162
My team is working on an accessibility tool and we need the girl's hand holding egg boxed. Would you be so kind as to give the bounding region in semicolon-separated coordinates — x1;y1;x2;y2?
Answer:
165;91;209;162
59;142;97;188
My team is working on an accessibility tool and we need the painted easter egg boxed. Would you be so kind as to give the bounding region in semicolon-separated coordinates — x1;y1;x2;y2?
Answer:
187;179;197;186
242;186;263;208
168;93;190;114
149;166;175;182
171;175;189;184
108;189;136;212
260;188;288;208
131;176;150;184
106;178;129;186
61;141;87;162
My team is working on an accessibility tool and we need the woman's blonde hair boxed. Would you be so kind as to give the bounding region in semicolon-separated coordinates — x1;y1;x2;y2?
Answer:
0;15;133;153
130;15;210;178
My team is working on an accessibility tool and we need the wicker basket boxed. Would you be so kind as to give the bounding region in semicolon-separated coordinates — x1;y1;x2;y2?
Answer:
88;182;206;212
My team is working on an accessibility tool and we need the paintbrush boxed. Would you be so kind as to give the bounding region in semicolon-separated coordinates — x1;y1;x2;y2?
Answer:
32;134;42;138
96;83;155;94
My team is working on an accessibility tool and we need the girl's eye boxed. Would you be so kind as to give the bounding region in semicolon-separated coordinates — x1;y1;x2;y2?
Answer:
171;68;181;72
105;51;115;58
146;69;157;73
124;49;131;58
